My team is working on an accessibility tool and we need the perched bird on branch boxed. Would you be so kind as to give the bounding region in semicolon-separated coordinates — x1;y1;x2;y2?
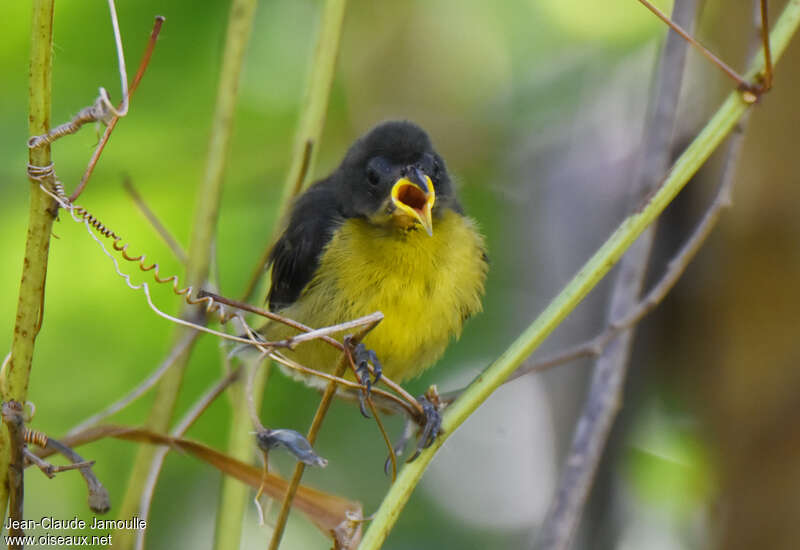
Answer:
261;120;488;446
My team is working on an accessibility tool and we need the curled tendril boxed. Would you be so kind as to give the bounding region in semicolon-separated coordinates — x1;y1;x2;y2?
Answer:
22;427;49;448
46;181;239;325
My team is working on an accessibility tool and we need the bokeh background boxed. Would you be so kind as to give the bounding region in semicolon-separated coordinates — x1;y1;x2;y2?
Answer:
2;0;800;548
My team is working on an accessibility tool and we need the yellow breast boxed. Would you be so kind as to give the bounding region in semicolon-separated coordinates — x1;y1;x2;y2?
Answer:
265;209;487;384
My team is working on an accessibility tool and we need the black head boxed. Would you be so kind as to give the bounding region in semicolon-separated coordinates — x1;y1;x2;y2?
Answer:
331;121;459;227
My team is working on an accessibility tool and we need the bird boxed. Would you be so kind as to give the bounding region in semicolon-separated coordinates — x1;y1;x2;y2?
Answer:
260;120;488;432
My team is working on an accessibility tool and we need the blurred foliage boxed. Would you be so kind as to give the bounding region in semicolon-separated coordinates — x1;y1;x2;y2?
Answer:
625;404;714;517
3;0;800;549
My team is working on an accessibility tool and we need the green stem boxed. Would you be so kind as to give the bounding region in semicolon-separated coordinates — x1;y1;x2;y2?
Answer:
114;0;258;547
358;2;800;548
0;0;57;528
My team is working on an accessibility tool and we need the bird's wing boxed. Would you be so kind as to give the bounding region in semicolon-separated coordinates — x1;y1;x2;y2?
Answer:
267;182;344;311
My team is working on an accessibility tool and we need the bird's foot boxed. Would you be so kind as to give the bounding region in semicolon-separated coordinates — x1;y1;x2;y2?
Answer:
385;385;443;472
408;386;443;461
344;338;383;418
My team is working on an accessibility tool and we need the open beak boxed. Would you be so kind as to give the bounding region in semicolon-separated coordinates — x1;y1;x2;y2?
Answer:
390;169;436;236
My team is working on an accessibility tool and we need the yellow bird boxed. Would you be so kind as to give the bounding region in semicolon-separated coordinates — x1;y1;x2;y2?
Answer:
261;121;488;447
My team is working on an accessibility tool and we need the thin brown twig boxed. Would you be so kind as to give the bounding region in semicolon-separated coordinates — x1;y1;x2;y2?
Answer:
22;428;111;514
268;324;379;550
23;448;52;475
199;290;347;347
24;449;94;478
69;15;165;202
637;0;755;92
502;335;609;387
759;0;773;91
368;399;397;481
342;342;398;480
122;176;188;263
279;312;384;349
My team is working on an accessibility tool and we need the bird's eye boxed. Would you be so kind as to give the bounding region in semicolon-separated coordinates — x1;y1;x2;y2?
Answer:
366;157;386;186
366;166;380;186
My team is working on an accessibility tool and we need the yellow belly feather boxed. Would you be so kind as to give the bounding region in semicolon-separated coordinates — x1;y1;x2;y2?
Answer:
264;210;487;384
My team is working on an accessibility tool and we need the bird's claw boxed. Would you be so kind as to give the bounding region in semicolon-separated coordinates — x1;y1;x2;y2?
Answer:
385;386;444;471
407;392;442;462
347;340;383;418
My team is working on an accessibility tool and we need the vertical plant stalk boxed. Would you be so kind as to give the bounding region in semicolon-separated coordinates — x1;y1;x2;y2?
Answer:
357;3;800;548
216;1;347;547
0;0;57;527
241;0;348;302
277;0;347;220
114;0;259;548
536;1;696;548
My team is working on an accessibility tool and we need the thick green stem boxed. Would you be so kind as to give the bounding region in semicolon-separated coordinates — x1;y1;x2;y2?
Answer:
358;2;800;548
114;0;258;547
0;0;57;528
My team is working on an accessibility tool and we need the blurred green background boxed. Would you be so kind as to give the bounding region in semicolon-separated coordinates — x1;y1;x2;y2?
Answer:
2;1;800;549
